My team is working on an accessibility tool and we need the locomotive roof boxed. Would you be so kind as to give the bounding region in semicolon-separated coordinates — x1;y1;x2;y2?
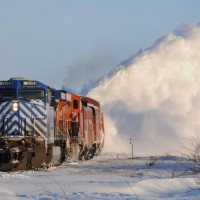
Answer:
0;77;54;90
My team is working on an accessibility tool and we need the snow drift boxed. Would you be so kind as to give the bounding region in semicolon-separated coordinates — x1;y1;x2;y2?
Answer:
88;23;200;155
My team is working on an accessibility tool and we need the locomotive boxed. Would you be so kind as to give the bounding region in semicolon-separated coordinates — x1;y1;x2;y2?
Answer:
0;77;104;171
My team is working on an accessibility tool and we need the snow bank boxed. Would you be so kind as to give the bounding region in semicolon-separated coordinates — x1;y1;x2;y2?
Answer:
0;188;16;200
89;23;200;155
133;178;196;196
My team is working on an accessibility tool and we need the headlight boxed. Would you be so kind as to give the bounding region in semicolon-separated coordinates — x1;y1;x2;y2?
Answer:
12;102;19;112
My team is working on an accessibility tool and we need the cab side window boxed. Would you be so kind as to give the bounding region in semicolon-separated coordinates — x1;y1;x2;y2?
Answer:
48;89;56;107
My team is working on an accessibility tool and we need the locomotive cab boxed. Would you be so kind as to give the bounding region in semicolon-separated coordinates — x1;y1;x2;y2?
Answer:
0;78;51;137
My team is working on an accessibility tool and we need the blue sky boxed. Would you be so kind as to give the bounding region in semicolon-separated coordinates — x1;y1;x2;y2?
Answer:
0;0;200;93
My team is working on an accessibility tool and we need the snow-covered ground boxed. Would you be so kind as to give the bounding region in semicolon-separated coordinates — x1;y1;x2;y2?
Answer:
0;153;200;200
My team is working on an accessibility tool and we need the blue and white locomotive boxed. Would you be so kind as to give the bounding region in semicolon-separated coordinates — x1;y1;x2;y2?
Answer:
0;77;105;171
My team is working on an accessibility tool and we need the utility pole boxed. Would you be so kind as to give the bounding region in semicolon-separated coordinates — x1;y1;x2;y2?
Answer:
129;138;133;159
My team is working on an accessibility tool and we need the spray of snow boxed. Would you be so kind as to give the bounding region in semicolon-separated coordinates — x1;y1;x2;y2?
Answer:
88;23;200;155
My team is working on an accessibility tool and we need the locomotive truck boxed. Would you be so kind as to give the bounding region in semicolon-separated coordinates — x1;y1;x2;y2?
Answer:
0;77;104;171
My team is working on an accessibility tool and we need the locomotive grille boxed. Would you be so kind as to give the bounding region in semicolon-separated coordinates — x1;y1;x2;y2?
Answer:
0;100;47;136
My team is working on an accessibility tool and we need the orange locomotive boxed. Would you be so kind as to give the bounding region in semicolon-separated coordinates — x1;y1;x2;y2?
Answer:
55;92;105;161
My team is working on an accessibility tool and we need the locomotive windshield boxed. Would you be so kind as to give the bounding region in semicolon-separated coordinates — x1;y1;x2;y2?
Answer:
0;89;16;99
18;89;45;100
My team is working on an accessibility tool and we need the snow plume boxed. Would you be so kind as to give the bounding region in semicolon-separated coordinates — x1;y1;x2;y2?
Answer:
88;23;200;155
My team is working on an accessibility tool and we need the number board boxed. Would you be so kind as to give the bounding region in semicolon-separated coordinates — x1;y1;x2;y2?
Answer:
0;81;11;86
22;81;37;86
